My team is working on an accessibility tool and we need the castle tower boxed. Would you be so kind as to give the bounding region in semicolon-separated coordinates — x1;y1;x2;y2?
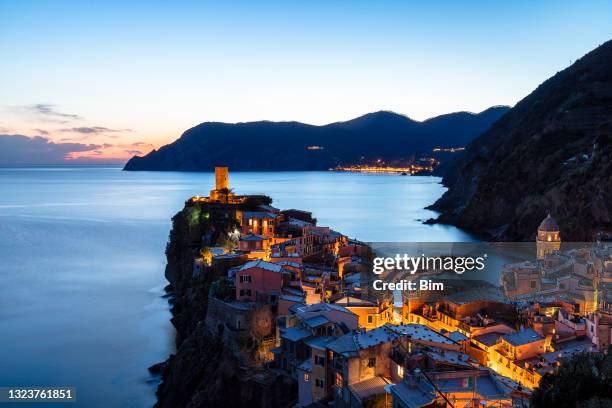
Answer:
536;214;561;260
209;166;232;202
215;166;229;191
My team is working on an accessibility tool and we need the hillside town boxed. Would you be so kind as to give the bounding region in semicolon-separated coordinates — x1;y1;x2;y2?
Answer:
192;168;611;408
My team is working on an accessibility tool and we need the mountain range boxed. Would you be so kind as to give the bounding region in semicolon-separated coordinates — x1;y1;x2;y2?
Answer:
430;39;612;241
123;107;509;171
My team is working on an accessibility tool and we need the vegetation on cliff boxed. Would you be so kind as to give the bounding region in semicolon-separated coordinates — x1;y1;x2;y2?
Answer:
155;198;295;407
430;40;612;241
530;347;612;408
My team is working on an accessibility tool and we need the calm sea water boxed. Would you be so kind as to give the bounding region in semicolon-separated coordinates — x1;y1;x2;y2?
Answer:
0;166;475;407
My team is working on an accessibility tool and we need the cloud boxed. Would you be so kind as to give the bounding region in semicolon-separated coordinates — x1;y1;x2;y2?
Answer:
60;126;131;134
32;128;50;135
124;149;143;155
130;141;152;147
0;134;101;164
12;104;83;123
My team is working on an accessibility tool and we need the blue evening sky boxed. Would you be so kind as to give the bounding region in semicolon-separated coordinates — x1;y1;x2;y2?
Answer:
0;0;611;161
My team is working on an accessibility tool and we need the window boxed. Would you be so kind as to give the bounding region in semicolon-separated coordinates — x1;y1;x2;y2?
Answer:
303;373;309;382
530;280;536;288
397;364;404;378
315;355;325;366
289;342;295;353
367;315;373;324
334;358;343;369
335;372;343;387
368;358;376;368
315;378;324;388
240;275;252;283
239;289;252;297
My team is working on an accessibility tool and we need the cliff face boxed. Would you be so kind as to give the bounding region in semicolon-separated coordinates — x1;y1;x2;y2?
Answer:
430;40;612;241
155;201;295;408
123;107;508;172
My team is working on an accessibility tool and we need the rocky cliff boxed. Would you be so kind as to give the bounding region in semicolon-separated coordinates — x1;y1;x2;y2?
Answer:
430;40;612;241
154;198;295;407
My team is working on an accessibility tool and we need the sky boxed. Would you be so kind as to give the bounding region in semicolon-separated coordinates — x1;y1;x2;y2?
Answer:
1;1;612;164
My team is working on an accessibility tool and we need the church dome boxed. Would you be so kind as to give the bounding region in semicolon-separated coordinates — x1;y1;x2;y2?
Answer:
538;214;559;232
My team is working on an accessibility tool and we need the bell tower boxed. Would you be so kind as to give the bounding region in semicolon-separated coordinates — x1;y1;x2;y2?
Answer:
536;214;561;260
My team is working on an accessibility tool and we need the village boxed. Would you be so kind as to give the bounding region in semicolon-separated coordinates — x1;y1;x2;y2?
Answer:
191;168;612;408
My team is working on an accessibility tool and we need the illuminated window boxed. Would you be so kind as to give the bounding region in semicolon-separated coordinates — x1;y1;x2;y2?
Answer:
240;275;252;283
368;358;376;368
335;372;343;387
303;373;309;382
397;365;404;378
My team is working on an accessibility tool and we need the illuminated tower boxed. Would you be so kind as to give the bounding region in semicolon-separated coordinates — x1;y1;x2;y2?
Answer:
215;166;229;191
209;166;232;201
536;214;561;260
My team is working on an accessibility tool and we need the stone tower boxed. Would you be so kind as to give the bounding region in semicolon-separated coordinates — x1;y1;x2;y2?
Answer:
536;214;561;260
215;167;229;191
209;167;232;201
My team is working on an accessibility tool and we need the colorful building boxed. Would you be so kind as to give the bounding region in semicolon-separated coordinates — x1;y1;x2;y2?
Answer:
234;259;289;302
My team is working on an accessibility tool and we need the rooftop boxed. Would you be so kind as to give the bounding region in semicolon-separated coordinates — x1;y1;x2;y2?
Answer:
447;331;469;342
473;332;504;347
539;214;560;232
257;204;280;213
242;211;278;219
348;376;391;401
304;315;330;329
304;336;335;350
283;217;313;228
333;296;376;307
328;326;399;357
239;233;268;242
391;369;513;408
423;347;473;367
502;328;544;347
294;302;356;318
238;259;283;273
541;338;596;363
280;327;312;342
388;324;455;345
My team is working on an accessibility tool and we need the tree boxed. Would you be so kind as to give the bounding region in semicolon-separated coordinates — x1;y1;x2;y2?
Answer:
530;348;612;408
209;277;235;301
200;247;212;265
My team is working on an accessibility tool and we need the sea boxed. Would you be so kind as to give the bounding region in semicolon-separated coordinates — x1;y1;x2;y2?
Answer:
0;166;476;407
